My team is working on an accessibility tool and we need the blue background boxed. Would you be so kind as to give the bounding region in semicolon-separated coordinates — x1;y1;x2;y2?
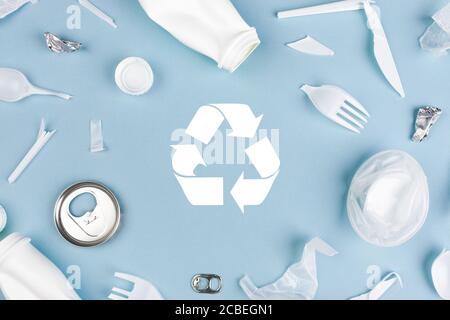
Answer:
0;0;449;300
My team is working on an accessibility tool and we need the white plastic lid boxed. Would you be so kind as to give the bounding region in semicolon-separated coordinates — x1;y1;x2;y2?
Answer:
347;150;429;247
115;57;154;95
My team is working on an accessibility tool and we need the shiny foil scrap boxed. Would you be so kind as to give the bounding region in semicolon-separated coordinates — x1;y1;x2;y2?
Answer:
44;32;82;53
412;106;442;142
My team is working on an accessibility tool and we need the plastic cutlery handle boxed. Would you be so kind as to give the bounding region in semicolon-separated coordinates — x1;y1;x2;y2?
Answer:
29;85;72;100
8;130;55;184
277;0;372;19
79;0;117;28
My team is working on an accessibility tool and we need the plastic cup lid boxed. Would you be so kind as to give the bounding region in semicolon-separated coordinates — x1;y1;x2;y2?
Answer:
115;57;153;95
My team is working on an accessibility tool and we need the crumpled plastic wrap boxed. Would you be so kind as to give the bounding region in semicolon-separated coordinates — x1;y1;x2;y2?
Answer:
412;106;442;143
239;237;338;300
420;2;450;55
347;150;429;247
44;32;82;53
434;3;450;34
0;0;36;19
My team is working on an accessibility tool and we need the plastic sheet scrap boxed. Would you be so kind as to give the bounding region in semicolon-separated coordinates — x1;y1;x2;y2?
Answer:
0;0;37;19
90;120;105;152
420;2;450;55
412;107;442;143
287;36;334;56
239;237;338;300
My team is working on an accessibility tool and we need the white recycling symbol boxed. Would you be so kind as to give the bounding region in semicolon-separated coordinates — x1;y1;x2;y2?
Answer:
171;104;280;213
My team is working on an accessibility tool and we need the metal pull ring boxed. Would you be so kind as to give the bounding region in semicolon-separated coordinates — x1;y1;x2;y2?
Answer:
191;274;222;294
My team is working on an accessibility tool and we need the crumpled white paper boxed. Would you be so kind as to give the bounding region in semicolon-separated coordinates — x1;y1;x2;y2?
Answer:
420;2;450;55
350;272;402;300
239;237;338;300
0;0;37;19
90;120;105;153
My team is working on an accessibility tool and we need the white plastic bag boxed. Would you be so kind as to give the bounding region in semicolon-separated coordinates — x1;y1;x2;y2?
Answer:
347;150;429;247
239;237;338;300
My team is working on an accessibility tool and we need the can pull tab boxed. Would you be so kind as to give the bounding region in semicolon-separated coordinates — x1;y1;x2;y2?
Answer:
191;274;222;294
65;191;106;237
69;207;104;237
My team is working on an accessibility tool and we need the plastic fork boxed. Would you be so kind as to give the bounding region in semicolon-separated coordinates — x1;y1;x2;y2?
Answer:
108;272;163;300
301;84;370;133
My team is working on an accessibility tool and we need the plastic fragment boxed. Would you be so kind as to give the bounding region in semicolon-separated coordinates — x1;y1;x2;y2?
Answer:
420;3;450;55
8;119;56;183
350;272;402;300
90;120;105;152
0;0;37;19
239;237;338;300
287;36;334;56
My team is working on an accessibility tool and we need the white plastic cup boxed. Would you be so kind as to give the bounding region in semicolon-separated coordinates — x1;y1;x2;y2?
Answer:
0;233;80;300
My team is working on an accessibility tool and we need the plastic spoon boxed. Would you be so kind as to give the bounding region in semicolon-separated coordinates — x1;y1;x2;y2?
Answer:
0;68;72;102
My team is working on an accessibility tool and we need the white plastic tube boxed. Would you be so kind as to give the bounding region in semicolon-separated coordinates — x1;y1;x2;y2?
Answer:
138;0;260;72
0;233;80;300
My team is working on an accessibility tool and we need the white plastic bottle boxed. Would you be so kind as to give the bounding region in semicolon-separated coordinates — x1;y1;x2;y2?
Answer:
138;0;260;72
0;233;80;300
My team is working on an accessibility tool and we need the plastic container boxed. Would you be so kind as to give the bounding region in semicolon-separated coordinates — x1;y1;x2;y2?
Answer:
0;233;80;300
347;150;429;247
138;0;260;72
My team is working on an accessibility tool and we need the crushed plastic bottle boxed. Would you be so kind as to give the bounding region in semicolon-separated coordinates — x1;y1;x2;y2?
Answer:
420;2;450;56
